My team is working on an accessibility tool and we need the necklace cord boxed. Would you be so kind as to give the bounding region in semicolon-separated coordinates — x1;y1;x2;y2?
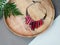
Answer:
26;0;47;20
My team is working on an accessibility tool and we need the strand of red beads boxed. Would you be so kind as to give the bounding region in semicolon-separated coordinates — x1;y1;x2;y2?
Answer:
25;1;47;30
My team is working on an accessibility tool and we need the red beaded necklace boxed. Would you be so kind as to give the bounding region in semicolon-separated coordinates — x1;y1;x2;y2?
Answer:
25;1;47;30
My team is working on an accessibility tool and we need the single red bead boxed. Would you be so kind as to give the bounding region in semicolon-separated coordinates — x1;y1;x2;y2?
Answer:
39;19;43;26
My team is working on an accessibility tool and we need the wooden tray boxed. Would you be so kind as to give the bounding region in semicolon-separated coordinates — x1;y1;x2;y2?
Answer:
4;0;55;37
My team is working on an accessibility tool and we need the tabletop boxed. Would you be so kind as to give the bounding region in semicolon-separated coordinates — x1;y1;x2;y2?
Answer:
0;0;60;45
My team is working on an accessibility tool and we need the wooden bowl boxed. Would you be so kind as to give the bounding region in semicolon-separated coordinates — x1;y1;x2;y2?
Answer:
4;0;55;37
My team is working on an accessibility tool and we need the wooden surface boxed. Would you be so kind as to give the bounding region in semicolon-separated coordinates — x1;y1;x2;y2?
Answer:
5;0;55;37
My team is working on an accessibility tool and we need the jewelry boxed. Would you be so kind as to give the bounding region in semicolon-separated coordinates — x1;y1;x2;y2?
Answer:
25;0;47;30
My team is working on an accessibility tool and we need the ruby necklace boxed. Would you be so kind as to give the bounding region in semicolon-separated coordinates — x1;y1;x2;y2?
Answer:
25;1;47;30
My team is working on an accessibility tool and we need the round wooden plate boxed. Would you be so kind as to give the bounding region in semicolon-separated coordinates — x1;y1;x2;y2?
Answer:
4;0;55;37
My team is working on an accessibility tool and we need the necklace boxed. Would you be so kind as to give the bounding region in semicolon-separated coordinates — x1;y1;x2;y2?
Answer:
25;0;47;30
